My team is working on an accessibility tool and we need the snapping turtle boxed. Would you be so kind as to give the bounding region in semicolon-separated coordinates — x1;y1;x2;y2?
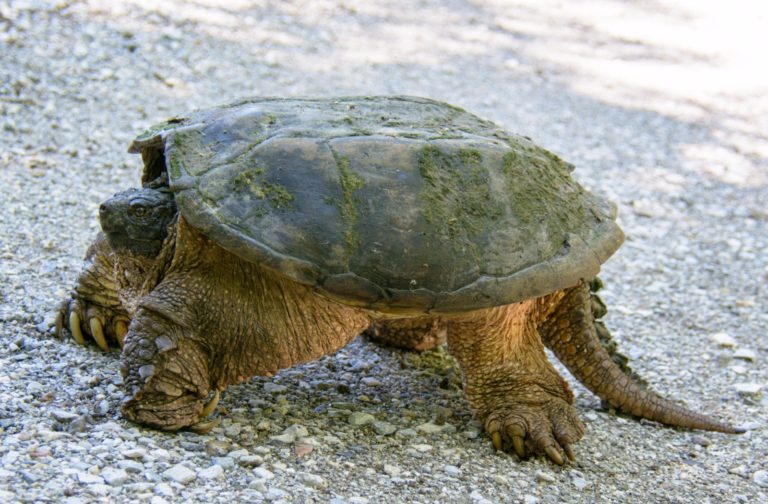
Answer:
55;96;741;464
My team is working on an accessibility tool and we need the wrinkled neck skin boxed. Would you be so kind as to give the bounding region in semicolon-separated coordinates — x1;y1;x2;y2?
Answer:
110;217;178;317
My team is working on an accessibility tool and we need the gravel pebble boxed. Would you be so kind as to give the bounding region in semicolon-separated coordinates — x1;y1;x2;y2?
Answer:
198;465;224;480
347;412;376;426
162;464;197;484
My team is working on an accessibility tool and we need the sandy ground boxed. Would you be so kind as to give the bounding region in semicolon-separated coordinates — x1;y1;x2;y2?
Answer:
1;1;766;502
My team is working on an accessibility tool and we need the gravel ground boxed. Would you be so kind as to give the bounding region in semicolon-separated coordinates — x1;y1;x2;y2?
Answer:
1;1;766;502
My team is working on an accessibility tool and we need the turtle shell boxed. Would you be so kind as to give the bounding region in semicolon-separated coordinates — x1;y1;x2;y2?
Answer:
128;96;624;314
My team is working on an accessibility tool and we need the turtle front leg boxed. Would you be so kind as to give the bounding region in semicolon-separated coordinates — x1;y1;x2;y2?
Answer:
119;300;218;431
55;234;130;350
446;298;584;465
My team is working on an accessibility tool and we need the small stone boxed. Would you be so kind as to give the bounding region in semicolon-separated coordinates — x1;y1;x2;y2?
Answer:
572;476;588;490
536;471;556;484
121;447;147;459
253;467;275;480
263;383;287;393
77;472;104;485
383;464;401;477
347;412;375;426
118;460;144;473
149;448;171;460
492;474;509;486
710;332;737;348
443;464;461;477
297;472;325;489
733;348;757;361
163;464;196;484
211;456;235;469
154;482;174;497
151;497;170;504
691;435;711;447
372;420;397;436
101;467;129;486
224;423;242;437
416;422;443;435
198;464;224;480
228;449;250;459
470;490;493;504
734;383;763;395
294;442;314;458
396;428;418;437
523;495;538;504
270;424;309;443
264;487;289;501
411;443;433;452
205;439;231;456
754;470;768;488
51;409;80;423
238;455;264;467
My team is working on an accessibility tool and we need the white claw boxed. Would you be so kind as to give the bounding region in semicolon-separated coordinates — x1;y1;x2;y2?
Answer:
69;312;86;345
90;318;108;351
115;320;128;348
201;390;220;419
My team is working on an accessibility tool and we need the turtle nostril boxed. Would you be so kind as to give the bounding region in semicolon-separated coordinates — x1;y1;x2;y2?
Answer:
99;203;107;214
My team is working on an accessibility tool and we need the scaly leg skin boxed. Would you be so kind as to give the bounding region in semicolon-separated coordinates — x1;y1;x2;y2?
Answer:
446;298;583;465
55;234;130;350
365;316;447;351
119;299;218;432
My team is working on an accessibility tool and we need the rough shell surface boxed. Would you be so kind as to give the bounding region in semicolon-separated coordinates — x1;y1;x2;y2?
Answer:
128;96;624;314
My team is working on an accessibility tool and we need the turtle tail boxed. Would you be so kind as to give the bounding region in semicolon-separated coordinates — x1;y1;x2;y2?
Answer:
539;279;744;434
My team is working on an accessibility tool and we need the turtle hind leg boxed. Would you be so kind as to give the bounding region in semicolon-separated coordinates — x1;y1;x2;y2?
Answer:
364;316;447;351
446;301;584;465
539;280;743;434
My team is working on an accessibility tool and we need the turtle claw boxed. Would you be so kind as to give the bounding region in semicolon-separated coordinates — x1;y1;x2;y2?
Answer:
491;431;503;451
183;392;221;434
116;320;128;348
201;390;220;418
187;417;221;434
545;445;564;466
90;317;109;351
69;311;86;345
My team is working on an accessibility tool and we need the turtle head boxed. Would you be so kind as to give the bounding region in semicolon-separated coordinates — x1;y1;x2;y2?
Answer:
99;188;177;257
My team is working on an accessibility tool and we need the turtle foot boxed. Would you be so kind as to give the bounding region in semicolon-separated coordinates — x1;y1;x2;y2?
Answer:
55;296;129;350
484;393;584;465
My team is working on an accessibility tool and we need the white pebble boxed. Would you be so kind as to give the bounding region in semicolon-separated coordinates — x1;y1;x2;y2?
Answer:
198;464;224;480
253;467;275;480
383;464;401;477
733;348;757;361
734;383;763;395
753;470;768;487
297;472;325;489
76;472;104;485
101;467;129;486
710;332;737;348
443;464;461;477
163;464;196;484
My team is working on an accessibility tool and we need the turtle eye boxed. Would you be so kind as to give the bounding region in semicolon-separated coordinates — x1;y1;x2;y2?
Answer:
129;203;149;218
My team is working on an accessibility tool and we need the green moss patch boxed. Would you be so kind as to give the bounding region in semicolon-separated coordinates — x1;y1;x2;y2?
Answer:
232;167;294;210
418;145;503;260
